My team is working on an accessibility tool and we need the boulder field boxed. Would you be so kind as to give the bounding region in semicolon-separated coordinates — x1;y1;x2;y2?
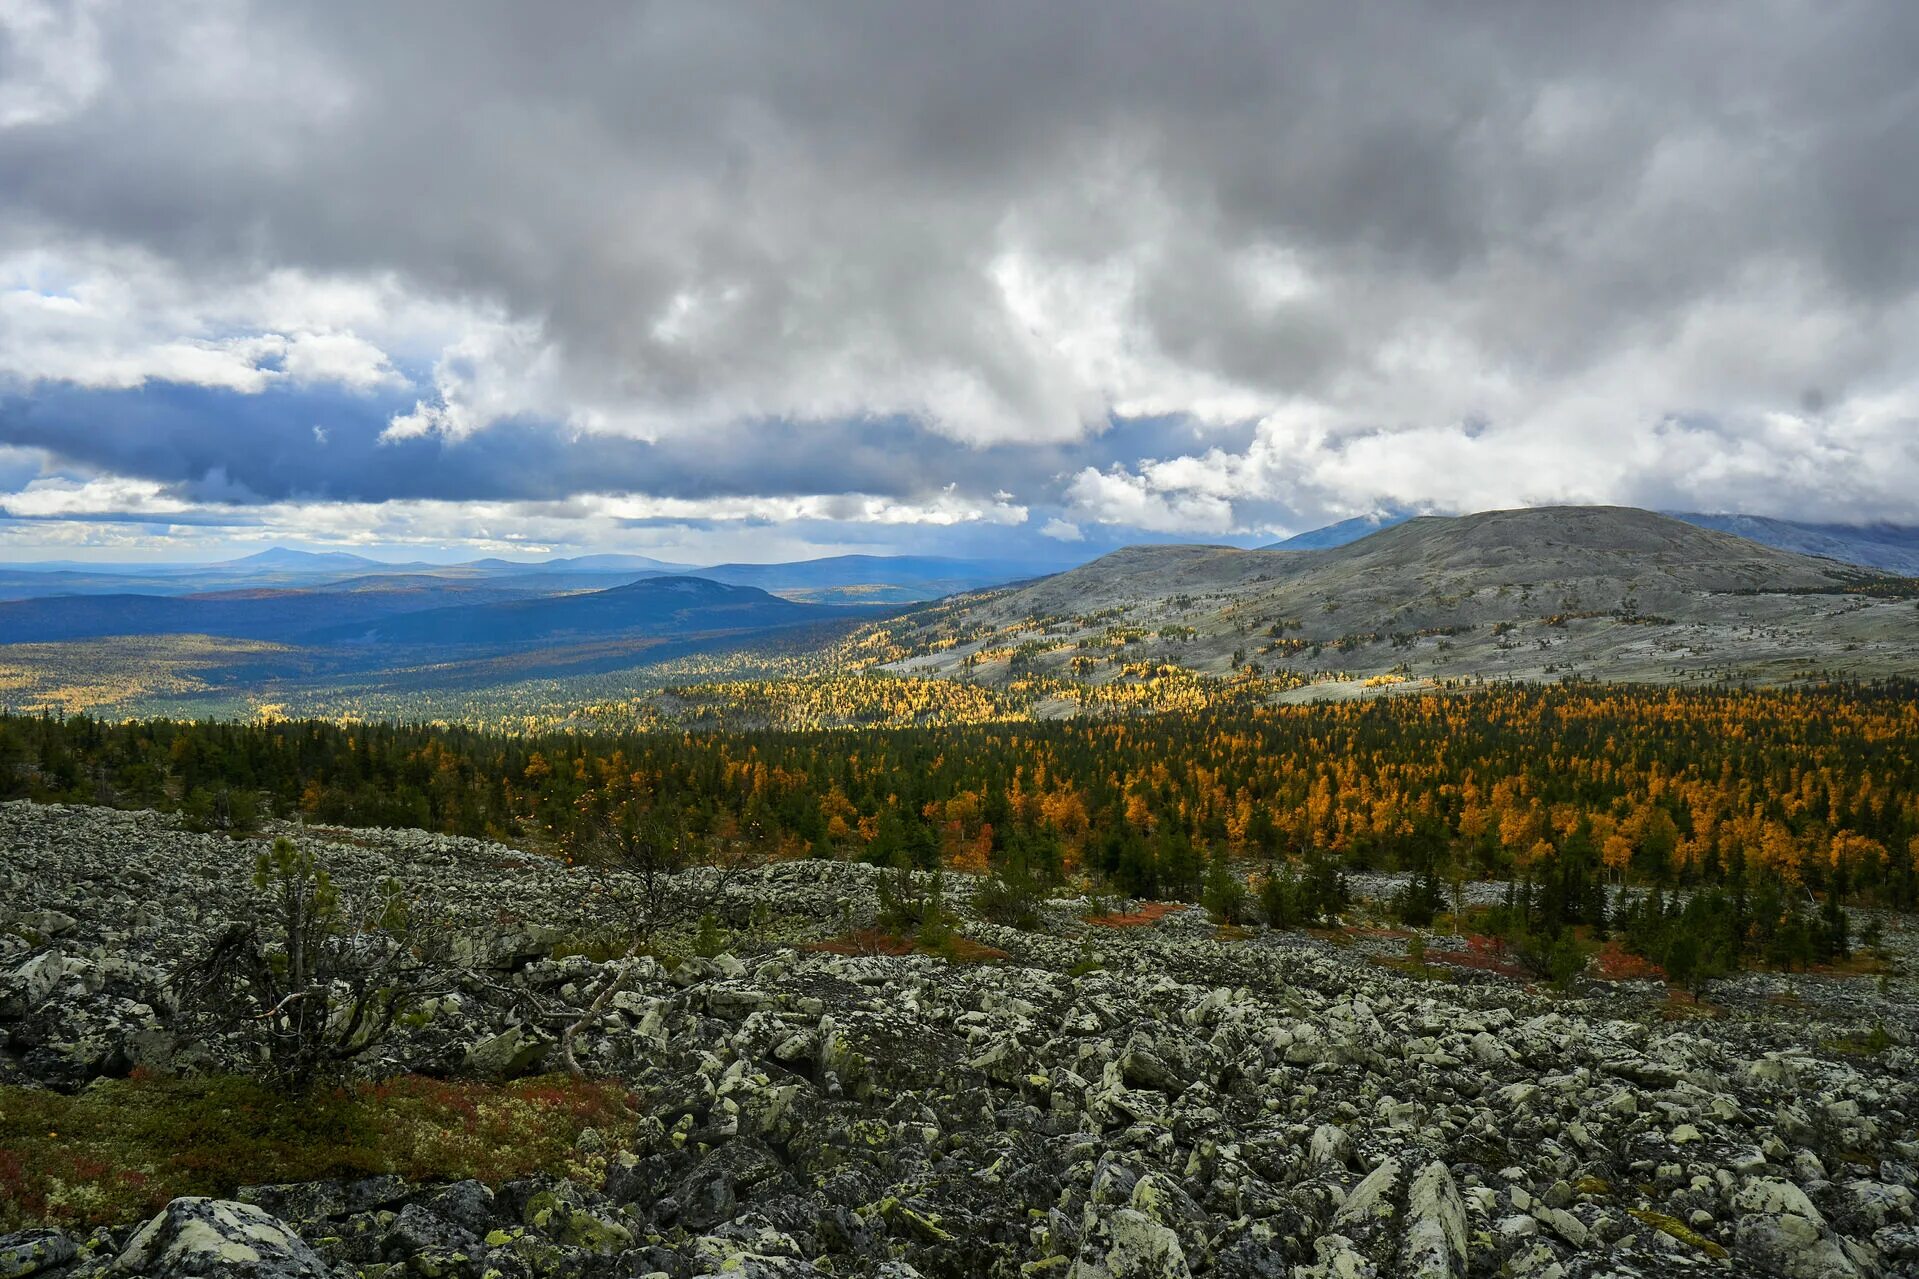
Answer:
1;801;1915;1278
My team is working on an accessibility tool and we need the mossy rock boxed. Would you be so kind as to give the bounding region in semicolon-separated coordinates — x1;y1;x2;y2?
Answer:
1628;1208;1729;1259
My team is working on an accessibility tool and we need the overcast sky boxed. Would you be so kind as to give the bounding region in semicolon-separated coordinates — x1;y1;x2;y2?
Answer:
3;1;1917;563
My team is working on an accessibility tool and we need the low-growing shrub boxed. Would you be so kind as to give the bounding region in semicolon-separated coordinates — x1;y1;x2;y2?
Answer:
973;865;1047;930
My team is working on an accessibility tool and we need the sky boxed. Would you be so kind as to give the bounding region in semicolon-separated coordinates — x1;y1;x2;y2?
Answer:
2;2;1917;565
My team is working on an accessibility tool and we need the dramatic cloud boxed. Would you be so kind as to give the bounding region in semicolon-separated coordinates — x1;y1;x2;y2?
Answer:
2;1;1917;557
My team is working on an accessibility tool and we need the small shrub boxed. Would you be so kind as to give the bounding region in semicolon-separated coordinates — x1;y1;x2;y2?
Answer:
877;862;951;936
176;837;448;1092
691;911;727;958
973;864;1047;931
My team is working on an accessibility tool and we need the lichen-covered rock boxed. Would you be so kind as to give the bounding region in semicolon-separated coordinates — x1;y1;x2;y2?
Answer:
459;1024;549;1078
0;1229;76;1279
1403;1162;1467;1279
92;1198;338;1278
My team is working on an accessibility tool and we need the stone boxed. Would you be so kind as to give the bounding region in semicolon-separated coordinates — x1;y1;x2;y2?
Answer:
1333;1158;1403;1230
100;1197;336;1278
460;1024;549;1078
1070;1208;1192;1279
1309;1123;1354;1169
0;1230;76;1279
1404;1162;1467;1279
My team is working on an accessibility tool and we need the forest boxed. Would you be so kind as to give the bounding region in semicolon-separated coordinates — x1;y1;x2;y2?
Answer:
4;680;1915;978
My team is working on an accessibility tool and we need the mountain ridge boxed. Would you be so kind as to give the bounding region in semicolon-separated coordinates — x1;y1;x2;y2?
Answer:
870;505;1918;694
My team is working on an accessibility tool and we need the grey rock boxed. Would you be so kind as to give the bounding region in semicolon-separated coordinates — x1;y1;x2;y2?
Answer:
461;1024;550;1078
99;1197;338;1278
0;1230;76;1279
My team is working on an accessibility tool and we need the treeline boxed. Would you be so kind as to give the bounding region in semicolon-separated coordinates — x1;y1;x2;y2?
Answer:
3;683;1917;919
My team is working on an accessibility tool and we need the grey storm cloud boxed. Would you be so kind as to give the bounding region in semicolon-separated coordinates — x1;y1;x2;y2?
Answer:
2;0;1918;540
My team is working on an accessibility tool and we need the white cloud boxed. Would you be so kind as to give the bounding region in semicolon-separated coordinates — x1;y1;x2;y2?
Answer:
1;474;190;517
0;479;1031;557
0;247;421;396
1039;518;1083;541
1064;467;1237;535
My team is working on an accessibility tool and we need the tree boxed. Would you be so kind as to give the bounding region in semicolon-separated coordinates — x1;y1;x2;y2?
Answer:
178;837;447;1092
1201;851;1248;925
556;804;743;1079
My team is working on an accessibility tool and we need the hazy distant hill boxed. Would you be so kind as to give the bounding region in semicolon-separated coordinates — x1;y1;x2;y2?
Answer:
1264;509;1919;575
0;579;540;643
1669;512;1919;576
217;547;392;571
1265;512;1413;550
0;548;1051;605
873;506;1919;693
690;554;1051;601
465;552;694;574
304;575;865;647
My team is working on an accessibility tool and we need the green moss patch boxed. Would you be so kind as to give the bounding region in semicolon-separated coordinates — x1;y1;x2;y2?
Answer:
0;1072;640;1232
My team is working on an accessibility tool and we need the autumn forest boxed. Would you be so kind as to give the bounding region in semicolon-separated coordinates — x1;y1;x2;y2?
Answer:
7;681;1915;909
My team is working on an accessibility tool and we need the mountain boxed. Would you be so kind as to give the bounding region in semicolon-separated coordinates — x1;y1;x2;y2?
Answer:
217;547;391;570
464;553;694;574
1265;512;1414;550
1668;513;1919;576
304;575;870;647
691;554;1052;602
870;506;1919;692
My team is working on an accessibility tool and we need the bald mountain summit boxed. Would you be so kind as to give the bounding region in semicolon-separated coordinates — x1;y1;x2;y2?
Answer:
863;506;1919;698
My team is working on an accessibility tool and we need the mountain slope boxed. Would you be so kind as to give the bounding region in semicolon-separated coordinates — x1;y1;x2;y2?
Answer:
304;575;868;647
690;554;1051;602
869;506;1918;694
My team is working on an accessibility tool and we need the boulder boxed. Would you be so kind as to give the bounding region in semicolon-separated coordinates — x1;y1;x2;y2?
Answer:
97;1197;338;1278
0;1230;76;1279
1404;1162;1467;1279
461;1024;550;1078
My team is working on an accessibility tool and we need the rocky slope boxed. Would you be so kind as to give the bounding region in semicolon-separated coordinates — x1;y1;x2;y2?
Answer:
879;507;1919;694
2;801;1916;1278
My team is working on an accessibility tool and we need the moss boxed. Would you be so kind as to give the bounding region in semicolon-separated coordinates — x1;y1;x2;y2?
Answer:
0;1073;641;1233
1628;1208;1729;1259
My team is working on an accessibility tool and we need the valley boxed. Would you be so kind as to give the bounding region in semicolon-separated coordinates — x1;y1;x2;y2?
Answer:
4;507;1917;730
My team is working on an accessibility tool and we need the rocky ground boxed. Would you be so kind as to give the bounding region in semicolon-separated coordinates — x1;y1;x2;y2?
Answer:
2;800;1916;1279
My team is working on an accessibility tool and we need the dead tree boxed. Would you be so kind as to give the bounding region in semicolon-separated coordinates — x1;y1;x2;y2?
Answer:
177;836;451;1092
557;805;744;1078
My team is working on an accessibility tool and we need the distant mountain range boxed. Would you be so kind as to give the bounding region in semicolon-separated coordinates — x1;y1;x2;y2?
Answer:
1667;513;1919;576
4;505;1915;720
1265;513;1414;550
0;549;1056;605
217;547;392;571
